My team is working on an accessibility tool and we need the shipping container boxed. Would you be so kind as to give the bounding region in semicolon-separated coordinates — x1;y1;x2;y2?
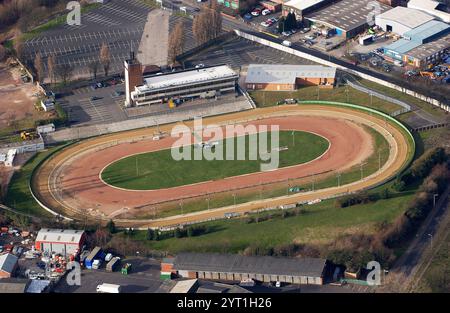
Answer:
106;257;121;272
84;247;103;269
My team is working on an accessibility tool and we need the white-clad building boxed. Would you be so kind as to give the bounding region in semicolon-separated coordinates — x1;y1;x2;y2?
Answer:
130;65;238;106
375;6;436;36
408;0;450;23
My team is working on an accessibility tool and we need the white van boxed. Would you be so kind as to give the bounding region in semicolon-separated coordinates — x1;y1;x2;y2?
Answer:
282;40;292;47
96;283;121;293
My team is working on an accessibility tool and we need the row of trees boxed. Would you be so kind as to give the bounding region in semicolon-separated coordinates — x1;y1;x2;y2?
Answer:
31;42;111;84
168;2;222;65
0;0;67;30
382;161;450;248
192;2;222;45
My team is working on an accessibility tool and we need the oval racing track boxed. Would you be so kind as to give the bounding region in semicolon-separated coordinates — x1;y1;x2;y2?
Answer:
32;105;413;228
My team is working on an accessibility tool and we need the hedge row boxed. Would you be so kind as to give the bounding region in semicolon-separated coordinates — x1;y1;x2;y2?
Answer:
382;162;450;247
394;147;447;191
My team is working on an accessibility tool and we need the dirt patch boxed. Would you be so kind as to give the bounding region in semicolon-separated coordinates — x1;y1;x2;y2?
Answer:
0;62;53;130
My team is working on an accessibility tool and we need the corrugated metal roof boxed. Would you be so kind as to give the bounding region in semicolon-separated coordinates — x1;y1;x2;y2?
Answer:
384;39;421;54
376;6;435;29
0;253;18;274
246;64;336;85
284;0;325;11
35;228;84;244
173;253;327;277
403;20;450;42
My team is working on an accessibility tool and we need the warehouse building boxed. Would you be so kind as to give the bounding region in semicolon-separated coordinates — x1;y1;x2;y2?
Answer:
305;0;390;38
164;253;328;285
245;64;336;91
408;0;450;23
375;6;436;36
0;254;18;279
282;0;333;20
130;65;239;107
382;20;450;68
35;229;86;257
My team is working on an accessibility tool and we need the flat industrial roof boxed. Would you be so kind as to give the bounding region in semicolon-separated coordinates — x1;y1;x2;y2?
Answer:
0;254;18;274
170;279;198;293
138;65;237;92
376;6;435;29
407;33;450;60
36;228;84;244
246;64;336;85
173;253;327;277
384;39;421;54
283;0;325;11
403;20;450;42
305;0;390;32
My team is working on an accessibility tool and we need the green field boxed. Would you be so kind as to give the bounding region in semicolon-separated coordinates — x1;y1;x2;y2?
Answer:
101;131;329;190
125;189;414;254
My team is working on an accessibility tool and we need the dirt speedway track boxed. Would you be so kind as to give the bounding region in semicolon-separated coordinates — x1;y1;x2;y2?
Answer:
32;105;413;228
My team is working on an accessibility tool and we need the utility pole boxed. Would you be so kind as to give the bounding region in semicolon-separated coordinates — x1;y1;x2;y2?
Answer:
378;150;382;171
135;155;139;176
179;201;183;215
428;233;433;248
232;193;236;206
292;130;295;147
337;172;341;187
433;194;439;208
206;197;210;210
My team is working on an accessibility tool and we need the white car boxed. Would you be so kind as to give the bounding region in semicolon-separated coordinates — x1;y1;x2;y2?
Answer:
262;9;271;16
105;253;113;262
195;64;205;69
260;21;270;27
251;9;261;16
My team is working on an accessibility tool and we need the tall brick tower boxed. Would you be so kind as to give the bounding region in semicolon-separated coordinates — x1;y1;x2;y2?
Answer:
124;51;143;107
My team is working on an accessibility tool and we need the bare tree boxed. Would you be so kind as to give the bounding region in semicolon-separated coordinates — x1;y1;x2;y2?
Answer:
13;36;24;61
168;21;185;65
56;63;73;85
47;54;56;84
0;44;6;61
34;53;44;82
193;12;208;45
88;61;100;80
192;6;222;46
99;42;111;77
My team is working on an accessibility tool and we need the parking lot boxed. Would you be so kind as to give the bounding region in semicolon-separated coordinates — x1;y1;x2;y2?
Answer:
185;36;319;69
54;257;163;293
24;0;151;79
58;81;127;126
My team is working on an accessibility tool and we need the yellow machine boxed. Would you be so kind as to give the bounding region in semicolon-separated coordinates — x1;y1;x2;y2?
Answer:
20;131;38;141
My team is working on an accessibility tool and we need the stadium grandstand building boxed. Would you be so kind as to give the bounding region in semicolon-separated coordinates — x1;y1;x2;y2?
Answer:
128;65;239;107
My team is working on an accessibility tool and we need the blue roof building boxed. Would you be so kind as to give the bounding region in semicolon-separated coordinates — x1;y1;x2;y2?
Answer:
403;20;450;44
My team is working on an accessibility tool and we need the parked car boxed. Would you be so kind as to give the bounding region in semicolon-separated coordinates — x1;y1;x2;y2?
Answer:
261;21;271;27
299;27;310;34
195;63;205;69
305;34;316;40
90;96;102;101
105;253;113;262
244;13;253;20
251;9;261;16
282;31;292;37
262;9;271;16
